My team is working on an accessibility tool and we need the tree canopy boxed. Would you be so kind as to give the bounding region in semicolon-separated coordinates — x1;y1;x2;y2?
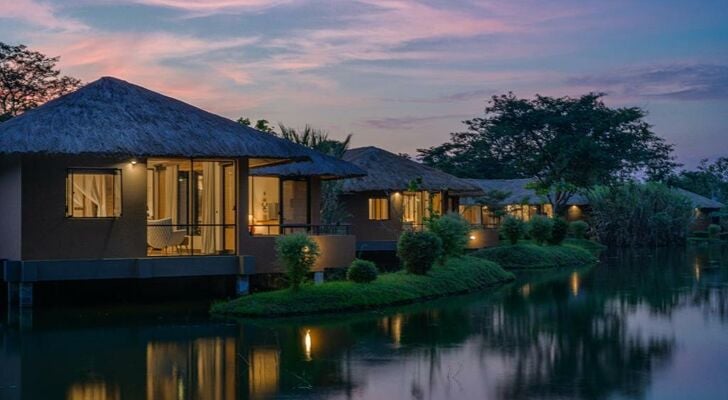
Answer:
668;157;728;204
0;42;81;121
418;92;678;214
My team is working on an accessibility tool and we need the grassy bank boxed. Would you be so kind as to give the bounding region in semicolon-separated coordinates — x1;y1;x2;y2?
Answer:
472;242;597;270
563;238;607;256
211;256;514;317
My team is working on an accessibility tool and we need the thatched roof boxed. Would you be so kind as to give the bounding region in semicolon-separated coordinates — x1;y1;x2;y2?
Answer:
0;77;314;161
339;146;482;193
674;188;724;209
251;150;366;180
460;178;588;206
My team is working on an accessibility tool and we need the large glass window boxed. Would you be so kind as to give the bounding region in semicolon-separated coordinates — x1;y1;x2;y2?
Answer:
147;159;236;256
66;168;122;218
249;176;280;235
459;205;481;225
368;197;389;220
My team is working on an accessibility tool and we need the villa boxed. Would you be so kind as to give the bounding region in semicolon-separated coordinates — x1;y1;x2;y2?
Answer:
336;146;497;252
0;77;364;306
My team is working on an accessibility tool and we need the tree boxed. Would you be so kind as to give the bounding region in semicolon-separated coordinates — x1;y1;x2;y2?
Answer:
237;116;275;134
668;157;728;204
0;42;81;121
418;93;678;215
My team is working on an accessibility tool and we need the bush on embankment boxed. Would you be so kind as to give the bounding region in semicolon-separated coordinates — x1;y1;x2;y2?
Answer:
211;256;514;317
472;243;596;270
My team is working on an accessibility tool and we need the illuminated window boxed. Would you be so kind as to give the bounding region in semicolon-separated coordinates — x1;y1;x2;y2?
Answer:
66;169;122;218
459;205;481;224
368;197;389;220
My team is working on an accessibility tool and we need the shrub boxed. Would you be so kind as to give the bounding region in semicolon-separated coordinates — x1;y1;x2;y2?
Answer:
472;243;595;269
708;224;721;239
549;217;569;245
397;231;443;275
346;259;378;283
500;216;525;245
426;212;470;260
569;220;589;239
275;233;320;291
528;215;553;245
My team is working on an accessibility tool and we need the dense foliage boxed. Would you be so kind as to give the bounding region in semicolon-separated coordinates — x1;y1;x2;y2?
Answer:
587;183;693;247
528;215;553;245
275;233;320;291
549;218;570;245
347;259;378;283
669;157;728;204
569;221;589;239
397;231;443;274
1;42;81;121
211;256;513;316
418;93;677;215
472;243;595;269
500;216;525;244
426;212;470;260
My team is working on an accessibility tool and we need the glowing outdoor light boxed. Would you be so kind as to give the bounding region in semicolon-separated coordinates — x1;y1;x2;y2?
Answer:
469;235;476;241
130;158;138;166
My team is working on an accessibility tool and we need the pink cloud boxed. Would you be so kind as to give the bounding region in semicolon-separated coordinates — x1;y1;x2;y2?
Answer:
2;0;86;31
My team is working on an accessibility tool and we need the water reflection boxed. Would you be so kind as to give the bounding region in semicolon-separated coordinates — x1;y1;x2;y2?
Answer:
2;245;728;399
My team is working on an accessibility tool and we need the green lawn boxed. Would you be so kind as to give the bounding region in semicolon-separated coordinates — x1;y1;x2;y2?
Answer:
472;242;597;270
211;256;514;317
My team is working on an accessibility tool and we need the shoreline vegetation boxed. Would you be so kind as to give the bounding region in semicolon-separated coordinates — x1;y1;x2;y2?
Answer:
472;242;598;270
211;256;514;317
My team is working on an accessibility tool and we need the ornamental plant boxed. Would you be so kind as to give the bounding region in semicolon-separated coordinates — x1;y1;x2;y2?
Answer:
397;231;443;275
549;217;569;245
500;216;525;245
426;212;470;261
569;220;589;239
346;259;378;283
275;233;320;291
528;215;553;245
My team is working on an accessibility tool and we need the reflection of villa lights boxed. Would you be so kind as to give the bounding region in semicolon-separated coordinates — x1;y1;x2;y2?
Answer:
570;271;580;296
304;330;312;361
695;266;701;282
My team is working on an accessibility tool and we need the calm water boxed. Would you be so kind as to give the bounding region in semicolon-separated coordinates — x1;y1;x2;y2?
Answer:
2;246;728;400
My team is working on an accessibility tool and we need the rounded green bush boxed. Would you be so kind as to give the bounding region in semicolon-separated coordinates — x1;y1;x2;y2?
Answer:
427;212;470;260
548;217;569;245
275;233;320;291
569;220;589;239
397;230;443;275
708;224;721;239
528;215;553;245
346;259;378;283
500;216;525;245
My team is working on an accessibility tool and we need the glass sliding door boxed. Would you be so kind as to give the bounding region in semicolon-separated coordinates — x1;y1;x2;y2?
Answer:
249;176;280;235
147;158;236;256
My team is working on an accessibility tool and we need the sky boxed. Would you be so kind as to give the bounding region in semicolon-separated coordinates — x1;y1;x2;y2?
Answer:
2;0;727;168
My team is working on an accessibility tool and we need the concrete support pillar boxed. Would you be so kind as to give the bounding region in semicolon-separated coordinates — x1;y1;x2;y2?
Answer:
19;283;33;308
236;276;250;296
314;271;325;285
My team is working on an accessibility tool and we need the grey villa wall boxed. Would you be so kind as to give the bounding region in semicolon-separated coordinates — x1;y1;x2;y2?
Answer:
0;155;22;260
21;155;147;260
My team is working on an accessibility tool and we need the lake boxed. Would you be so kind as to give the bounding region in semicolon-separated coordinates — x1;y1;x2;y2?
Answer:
2;246;728;399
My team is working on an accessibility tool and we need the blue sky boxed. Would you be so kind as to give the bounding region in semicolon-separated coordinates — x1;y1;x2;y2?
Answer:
2;0;727;167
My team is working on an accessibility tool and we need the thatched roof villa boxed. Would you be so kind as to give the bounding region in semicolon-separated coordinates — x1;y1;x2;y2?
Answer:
0;77;363;306
331;146;496;251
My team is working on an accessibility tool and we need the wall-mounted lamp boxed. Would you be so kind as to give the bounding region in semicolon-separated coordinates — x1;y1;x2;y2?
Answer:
130;158;138;166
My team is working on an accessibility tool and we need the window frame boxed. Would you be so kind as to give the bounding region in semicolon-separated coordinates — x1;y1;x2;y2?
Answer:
65;167;123;219
368;196;390;221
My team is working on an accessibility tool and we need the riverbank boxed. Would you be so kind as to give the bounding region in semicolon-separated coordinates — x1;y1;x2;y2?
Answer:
472;242;598;269
211;256;514;317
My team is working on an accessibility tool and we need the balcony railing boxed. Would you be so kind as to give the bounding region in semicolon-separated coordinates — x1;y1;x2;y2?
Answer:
249;224;352;236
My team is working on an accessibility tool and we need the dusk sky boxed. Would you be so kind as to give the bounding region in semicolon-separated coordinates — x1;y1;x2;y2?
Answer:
3;0;727;167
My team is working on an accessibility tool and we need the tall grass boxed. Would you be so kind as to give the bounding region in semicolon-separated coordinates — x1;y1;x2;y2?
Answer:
587;182;693;247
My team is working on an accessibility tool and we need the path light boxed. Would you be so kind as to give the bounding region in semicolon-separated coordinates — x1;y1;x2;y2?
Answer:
469;235;476;241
